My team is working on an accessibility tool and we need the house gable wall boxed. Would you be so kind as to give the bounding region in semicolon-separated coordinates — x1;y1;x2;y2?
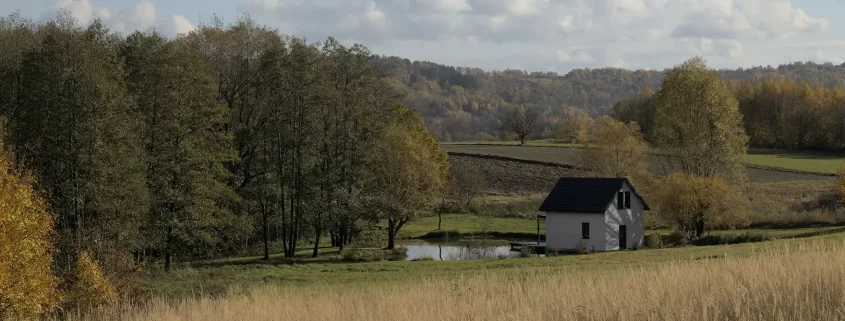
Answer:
604;181;645;250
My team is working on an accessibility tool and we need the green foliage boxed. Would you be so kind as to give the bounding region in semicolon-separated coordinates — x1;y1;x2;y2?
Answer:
2;17;148;269
653;57;749;183
369;103;449;248
122;31;239;269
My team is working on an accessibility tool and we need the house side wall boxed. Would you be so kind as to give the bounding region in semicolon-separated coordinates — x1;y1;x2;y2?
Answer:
544;212;605;252
604;182;645;251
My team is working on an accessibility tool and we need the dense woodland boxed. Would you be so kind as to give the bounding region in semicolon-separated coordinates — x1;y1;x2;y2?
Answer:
373;56;845;146
0;13;447;314
614;77;845;151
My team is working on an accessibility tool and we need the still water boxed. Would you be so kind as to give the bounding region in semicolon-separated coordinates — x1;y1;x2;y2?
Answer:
399;241;523;261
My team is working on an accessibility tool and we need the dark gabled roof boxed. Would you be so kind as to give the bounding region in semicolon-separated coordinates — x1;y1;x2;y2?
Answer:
538;177;650;213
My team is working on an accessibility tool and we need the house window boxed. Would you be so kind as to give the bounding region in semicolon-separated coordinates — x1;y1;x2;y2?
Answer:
617;192;624;209
581;222;590;239
625;192;631;208
618;191;632;209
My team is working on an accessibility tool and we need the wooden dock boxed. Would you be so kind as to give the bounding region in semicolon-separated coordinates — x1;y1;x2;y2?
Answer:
509;242;546;254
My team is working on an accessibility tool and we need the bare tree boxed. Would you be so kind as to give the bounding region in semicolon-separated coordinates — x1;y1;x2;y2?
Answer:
502;106;541;145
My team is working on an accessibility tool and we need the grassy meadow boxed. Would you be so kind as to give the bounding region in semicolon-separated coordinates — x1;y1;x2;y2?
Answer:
65;141;845;320
78;236;845;321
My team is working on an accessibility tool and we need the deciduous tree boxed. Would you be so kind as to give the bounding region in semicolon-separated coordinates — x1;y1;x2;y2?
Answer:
0;135;60;318
579;116;650;181
123;31;239;271
653;57;748;183
652;173;748;238
501;105;541;145
370;104;448;249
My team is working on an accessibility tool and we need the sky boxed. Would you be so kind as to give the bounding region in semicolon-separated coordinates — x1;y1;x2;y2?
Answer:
3;0;845;73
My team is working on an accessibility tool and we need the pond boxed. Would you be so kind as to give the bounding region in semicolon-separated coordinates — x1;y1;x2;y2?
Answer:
399;241;536;261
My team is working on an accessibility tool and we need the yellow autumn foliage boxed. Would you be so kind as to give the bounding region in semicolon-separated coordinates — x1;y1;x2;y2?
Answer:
836;167;845;205
69;251;117;311
653;172;748;238
0;139;60;318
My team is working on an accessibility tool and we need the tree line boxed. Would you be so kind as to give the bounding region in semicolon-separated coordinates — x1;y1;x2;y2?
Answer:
372;55;845;143
0;13;447;316
613;76;845;151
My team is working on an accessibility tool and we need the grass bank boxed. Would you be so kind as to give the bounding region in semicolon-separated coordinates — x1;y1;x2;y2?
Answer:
140;228;845;299
81;237;845;321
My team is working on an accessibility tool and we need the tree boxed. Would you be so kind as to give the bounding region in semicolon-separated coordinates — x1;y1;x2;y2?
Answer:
554;107;592;143
6;18;148;269
370;104;448;249
652;173;748;238
123;32;238;271
501;105;541;145
449;167;486;212
653;57;748;183
0;135;60;318
836;167;845;206
579;116;651;181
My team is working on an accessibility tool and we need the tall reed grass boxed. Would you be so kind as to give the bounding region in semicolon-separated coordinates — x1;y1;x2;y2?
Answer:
69;241;845;321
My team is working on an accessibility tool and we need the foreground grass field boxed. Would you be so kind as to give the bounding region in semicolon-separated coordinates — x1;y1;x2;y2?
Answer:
141;227;845;299
83;235;845;321
443;140;844;176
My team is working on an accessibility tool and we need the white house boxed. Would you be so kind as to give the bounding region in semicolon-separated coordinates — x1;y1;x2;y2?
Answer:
538;178;649;252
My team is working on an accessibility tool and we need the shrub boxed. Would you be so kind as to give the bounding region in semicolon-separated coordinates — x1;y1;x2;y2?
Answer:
662;231;690;247
575;239;589;254
352;229;387;248
0;143;61;318
693;233;772;246
518;247;536;258
68;251;117;311
646;234;664;248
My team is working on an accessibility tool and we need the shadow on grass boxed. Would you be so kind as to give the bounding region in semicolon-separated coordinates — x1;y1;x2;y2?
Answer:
190;247;407;269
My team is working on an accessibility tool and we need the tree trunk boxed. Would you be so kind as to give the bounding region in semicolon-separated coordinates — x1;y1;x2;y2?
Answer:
520;135;526;145
164;252;172;272
387;218;396;249
312;224;321;258
438;211;442;230
262;207;270;261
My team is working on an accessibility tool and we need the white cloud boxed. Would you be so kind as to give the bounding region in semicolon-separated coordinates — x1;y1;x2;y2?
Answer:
507;0;540;16
47;0;158;34
434;0;472;13
225;0;834;72
556;49;595;63
172;15;196;35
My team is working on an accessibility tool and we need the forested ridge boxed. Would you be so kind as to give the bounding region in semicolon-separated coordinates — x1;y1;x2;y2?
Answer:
370;55;845;142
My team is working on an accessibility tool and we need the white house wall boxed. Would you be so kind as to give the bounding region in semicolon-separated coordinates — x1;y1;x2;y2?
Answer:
544;212;606;252
604;181;645;250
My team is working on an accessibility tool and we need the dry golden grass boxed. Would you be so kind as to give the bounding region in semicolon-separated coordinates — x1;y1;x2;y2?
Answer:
70;241;845;321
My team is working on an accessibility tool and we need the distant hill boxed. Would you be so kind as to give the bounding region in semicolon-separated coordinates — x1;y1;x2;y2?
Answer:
369;56;845;141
